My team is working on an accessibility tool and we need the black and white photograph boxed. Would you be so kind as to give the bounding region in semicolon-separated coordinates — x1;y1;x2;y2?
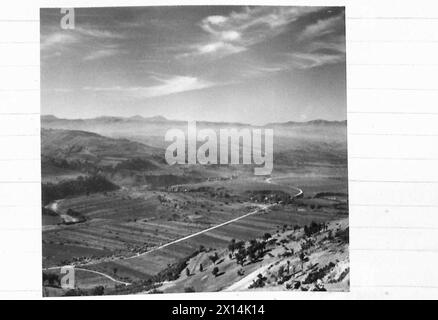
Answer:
39;6;348;297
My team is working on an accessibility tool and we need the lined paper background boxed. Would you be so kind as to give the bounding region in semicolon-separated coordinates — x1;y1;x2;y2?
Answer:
1;0;437;299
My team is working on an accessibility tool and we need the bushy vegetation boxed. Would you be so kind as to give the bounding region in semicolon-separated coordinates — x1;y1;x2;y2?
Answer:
303;262;335;284
42;273;60;287
62;286;106;296
209;252;219;264
336;227;349;243
42;175;119;205
303;221;326;237
314;192;347;198
229;238;267;266
42;156;90;171
249;274;267;289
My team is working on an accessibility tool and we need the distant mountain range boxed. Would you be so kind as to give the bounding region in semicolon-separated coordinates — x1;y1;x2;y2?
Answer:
41;115;346;127
267;119;347;127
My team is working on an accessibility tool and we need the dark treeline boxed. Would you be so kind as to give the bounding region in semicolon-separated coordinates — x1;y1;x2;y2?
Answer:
42;175;119;205
43;156;96;172
114;158;158;171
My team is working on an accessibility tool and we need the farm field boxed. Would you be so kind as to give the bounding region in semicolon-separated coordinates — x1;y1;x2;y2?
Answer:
43;178;281;267
41;121;348;296
85;204;345;284
42;168;347;295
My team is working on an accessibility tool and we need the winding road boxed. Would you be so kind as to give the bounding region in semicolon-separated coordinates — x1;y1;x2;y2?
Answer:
43;177;303;287
74;267;131;286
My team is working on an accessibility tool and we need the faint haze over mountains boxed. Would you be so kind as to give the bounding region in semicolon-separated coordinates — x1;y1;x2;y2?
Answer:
41;6;346;125
41;114;347;127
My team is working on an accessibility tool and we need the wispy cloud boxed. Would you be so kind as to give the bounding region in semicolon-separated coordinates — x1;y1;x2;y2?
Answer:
41;32;78;51
83;44;124;61
241;10;345;71
41;25;124;61
74;26;124;39
292;11;345;69
83;75;213;98
298;13;344;41
288;51;344;69
184;6;322;58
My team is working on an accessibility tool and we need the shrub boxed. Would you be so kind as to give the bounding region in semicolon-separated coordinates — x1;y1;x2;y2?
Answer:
209;252;219;264
249;274;267;289
303;262;335;284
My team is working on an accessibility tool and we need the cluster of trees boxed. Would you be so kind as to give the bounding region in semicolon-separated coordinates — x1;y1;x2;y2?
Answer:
43;157;87;171
208;252;222;264
303;262;335;284
303;221;327;237
228;238;267;267
249;273;267;289
42;175;119;205
114;158;158;171
63;285;105;296
300;238;315;251
336;227;349;243
42;273;60;287
314;192;347;199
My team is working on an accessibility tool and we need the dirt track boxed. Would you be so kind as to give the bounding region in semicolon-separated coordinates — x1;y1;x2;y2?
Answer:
43;179;303;287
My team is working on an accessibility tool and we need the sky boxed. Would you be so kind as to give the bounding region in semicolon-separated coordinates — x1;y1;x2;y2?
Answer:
40;6;346;125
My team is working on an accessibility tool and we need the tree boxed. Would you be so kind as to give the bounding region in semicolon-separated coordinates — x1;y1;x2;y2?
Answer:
199;264;203;272
249;273;267;289
246;240;266;263
185;268;190;277
209;252;219;264
212;267;219;277
235;247;246;266
278;266;285;279
299;252;306;270
234;240;245;251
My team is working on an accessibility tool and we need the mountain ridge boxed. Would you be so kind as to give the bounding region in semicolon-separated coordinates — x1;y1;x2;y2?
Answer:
42;114;347;127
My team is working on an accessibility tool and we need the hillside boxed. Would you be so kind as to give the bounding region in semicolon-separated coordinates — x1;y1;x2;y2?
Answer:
152;217;349;293
42;115;347;153
42;128;162;163
41;128;166;184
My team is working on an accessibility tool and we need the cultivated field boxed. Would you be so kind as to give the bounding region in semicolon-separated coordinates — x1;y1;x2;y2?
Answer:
41;120;348;296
